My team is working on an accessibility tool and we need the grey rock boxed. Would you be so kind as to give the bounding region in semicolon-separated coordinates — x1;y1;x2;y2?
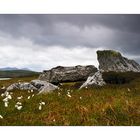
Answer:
31;79;58;94
39;65;97;84
97;50;140;72
80;71;106;88
6;82;37;91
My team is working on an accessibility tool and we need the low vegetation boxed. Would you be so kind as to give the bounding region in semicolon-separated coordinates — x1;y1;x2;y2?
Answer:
0;73;140;126
102;72;140;84
97;50;121;57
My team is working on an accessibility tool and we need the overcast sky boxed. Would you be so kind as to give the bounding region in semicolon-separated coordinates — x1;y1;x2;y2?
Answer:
0;14;140;71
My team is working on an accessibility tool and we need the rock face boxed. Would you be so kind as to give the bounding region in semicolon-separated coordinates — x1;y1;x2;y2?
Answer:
6;82;37;91
97;50;140;72
31;80;58;94
80;71;106;88
39;65;97;84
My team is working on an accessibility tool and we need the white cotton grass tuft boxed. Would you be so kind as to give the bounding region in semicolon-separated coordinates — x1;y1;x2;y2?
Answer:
16;102;22;105
7;95;12;100
10;92;13;95
1;93;5;97
15;105;22;110
28;90;30;93
67;94;71;98
15;102;22;110
80;97;82;100
27;96;31;99
127;88;130;92
2;92;12;108
39;105;42;110
38;101;45;110
17;96;23;100
32;94;34;97
41;102;45;105
0;115;3;119
3;97;8;102
4;102;9;107
31;89;34;93
5;91;9;96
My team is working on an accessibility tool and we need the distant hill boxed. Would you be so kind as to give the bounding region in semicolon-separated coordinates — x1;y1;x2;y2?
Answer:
0;70;40;78
0;67;31;71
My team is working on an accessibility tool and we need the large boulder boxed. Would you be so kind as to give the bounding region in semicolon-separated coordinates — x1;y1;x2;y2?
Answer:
39;65;97;84
6;82;37;91
97;50;140;72
31;80;58;94
80;71;106;89
6;80;58;94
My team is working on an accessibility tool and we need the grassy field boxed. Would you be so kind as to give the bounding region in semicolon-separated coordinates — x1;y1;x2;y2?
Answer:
0;70;40;78
0;74;140;126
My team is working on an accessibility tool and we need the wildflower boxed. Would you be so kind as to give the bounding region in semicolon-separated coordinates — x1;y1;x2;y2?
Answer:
27;96;30;99
17;96;23;100
85;86;88;89
0;115;3;119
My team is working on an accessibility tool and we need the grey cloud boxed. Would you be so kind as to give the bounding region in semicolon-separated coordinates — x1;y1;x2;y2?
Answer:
0;14;140;70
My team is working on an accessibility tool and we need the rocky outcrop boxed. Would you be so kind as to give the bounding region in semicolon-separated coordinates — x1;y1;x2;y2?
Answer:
80;71;106;88
31;80;58;94
6;80;58;94
39;65;97;84
97;50;140;72
6;82;38;91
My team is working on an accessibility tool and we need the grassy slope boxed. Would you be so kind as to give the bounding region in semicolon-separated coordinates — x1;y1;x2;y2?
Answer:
0;70;40;78
0;75;140;126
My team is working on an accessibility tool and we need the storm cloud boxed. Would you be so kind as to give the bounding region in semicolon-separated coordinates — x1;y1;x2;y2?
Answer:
0;14;140;71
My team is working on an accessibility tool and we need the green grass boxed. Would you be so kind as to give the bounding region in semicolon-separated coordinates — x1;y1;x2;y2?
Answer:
97;50;121;57
0;75;140;126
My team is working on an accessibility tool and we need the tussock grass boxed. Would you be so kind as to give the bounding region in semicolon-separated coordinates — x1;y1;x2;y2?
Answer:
0;75;140;126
